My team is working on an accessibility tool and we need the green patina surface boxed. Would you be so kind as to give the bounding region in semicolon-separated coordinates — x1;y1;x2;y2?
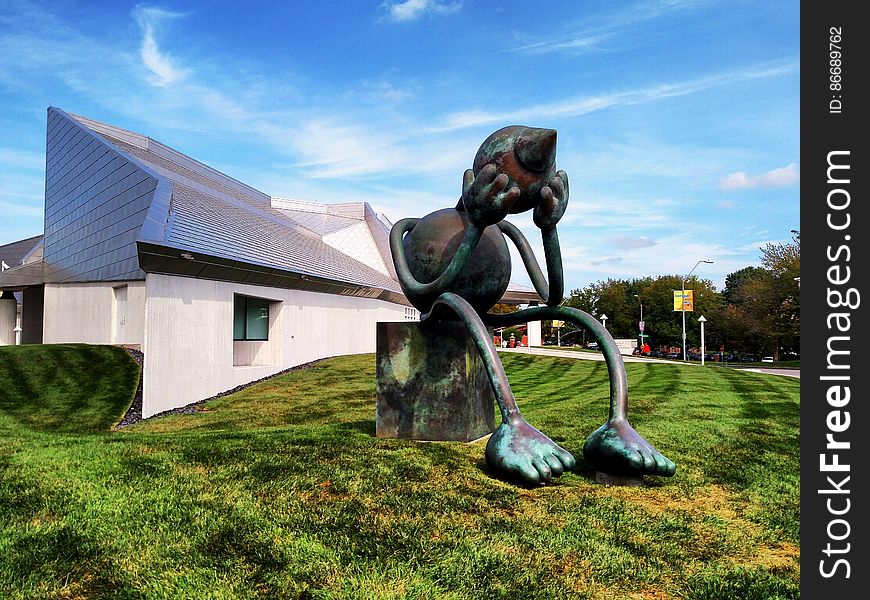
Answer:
386;125;675;484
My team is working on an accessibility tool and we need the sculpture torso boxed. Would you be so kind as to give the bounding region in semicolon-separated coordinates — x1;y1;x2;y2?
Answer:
401;208;511;314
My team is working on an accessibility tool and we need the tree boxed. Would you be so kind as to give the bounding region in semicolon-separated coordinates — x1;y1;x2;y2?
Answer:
559;231;799;358
721;266;765;305
564;275;720;350
753;232;801;358
709;231;800;359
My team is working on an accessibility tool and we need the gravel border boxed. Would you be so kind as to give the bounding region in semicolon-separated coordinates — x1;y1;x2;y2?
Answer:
113;354;330;429
114;348;144;428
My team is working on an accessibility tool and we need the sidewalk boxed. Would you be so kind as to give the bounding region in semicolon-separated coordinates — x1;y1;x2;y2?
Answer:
498;346;686;365
498;346;801;378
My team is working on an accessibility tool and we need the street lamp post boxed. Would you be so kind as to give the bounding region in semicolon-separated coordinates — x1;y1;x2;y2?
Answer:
698;315;707;366
634;293;644;351
682;259;713;361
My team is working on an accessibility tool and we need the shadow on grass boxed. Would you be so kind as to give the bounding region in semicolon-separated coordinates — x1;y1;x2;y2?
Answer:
4;524;147;600
0;345;139;434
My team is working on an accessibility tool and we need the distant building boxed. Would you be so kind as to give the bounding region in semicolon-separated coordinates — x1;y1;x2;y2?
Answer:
0;108;538;417
0;234;43;346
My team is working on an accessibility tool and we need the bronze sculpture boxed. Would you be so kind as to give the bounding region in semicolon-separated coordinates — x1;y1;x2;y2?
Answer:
390;126;676;485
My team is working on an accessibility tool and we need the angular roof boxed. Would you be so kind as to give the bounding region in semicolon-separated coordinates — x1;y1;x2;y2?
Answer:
163;184;398;291
0;235;43;271
0;236;45;290
1;109;541;305
66;111;405;302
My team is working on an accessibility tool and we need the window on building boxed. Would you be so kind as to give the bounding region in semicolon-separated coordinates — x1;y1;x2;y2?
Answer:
233;295;270;341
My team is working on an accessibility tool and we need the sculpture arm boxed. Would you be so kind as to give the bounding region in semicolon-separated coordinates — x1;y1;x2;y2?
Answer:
390;217;483;298
497;220;564;306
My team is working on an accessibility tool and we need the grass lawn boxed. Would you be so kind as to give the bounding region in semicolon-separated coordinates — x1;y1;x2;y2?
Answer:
0;345;799;599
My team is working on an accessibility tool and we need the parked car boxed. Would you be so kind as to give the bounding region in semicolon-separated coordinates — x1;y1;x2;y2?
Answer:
586;342;599;350
687;352;702;361
761;356;774;363
666;352;679;359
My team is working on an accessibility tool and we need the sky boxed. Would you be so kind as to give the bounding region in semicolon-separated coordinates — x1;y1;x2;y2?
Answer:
0;0;799;292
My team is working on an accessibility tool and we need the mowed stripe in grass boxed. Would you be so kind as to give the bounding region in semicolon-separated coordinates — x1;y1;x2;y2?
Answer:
0;344;140;434
0;348;799;599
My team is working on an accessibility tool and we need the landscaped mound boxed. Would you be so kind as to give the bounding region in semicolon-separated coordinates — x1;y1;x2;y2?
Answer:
0;344;140;434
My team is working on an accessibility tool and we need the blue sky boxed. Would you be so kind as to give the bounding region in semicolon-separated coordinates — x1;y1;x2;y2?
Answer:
0;0;799;292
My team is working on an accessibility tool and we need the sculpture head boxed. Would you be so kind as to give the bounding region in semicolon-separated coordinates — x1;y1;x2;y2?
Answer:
472;125;557;214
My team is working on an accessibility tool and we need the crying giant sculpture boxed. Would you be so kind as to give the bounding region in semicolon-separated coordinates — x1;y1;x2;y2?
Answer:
382;126;676;485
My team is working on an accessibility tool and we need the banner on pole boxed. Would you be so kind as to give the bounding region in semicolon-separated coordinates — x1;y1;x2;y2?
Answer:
673;290;694;311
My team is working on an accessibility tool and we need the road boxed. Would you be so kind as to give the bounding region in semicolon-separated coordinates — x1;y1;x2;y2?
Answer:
738;367;800;378
498;346;800;378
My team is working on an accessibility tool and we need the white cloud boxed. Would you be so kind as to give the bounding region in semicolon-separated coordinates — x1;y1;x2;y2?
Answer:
513;35;607;55
284;119;479;182
590;256;624;266
608;235;657;249
737;239;781;253
432;60;798;132
720;162;799;189
347;80;414;103
132;4;189;86
0;169;45;203
511;0;704;55
0;200;43;218
0;148;44;170
548;228;761;291
382;0;462;22
289;119;399;177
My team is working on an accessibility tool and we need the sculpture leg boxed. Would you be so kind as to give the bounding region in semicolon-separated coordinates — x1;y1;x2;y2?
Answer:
425;293;575;484
484;306;675;478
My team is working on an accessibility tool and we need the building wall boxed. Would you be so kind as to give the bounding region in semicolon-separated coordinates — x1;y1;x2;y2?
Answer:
42;282;146;346
0;297;16;345
142;273;409;417
614;338;637;355
527;320;542;346
21;286;44;344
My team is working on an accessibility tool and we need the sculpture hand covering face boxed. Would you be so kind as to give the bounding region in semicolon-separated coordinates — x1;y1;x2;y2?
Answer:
390;126;676;485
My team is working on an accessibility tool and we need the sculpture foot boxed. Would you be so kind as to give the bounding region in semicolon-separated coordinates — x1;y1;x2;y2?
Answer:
583;418;676;478
485;420;576;485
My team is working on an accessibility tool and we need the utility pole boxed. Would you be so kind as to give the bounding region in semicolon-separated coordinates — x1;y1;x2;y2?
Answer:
682;259;713;361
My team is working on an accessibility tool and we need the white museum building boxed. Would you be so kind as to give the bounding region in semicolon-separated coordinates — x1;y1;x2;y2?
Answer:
0;108;538;418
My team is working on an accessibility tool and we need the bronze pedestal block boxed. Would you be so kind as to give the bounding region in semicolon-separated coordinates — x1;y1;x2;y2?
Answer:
376;321;495;442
